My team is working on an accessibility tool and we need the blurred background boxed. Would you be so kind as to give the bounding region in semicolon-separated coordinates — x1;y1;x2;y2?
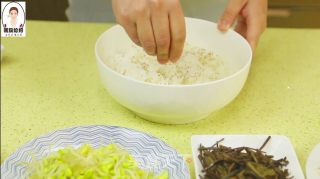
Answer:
26;0;320;28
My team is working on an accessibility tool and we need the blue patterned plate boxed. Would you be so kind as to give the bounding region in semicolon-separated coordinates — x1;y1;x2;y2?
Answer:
1;125;189;179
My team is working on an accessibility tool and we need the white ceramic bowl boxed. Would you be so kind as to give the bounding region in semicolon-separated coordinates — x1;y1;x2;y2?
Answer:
95;17;252;124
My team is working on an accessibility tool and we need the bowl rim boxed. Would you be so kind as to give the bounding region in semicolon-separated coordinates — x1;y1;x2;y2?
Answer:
95;17;253;88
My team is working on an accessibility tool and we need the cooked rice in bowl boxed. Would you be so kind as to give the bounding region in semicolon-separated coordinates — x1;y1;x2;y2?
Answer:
104;43;230;85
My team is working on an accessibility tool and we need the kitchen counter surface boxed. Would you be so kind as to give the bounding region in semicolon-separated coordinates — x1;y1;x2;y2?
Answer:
1;21;320;177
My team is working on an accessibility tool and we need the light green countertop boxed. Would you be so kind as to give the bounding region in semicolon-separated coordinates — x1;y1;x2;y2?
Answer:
1;21;320;176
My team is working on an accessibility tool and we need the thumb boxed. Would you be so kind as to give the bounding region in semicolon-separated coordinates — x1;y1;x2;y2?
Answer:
218;0;247;31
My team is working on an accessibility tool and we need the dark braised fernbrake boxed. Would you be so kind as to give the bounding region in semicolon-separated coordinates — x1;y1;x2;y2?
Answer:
198;136;292;179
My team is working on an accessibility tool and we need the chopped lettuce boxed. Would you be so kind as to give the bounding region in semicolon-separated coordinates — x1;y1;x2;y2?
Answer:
27;144;168;179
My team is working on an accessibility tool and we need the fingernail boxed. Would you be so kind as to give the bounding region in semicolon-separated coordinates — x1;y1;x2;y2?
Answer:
150;52;156;56
144;49;156;56
158;59;168;64
219;20;230;31
170;57;179;63
135;41;141;46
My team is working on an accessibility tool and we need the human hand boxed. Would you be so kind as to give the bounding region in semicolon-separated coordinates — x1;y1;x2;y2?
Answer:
112;0;186;64
218;0;268;51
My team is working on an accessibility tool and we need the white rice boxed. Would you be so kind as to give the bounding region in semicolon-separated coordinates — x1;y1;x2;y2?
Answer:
105;43;229;85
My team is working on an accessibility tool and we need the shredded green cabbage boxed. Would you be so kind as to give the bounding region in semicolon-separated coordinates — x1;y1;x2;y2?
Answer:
27;144;169;179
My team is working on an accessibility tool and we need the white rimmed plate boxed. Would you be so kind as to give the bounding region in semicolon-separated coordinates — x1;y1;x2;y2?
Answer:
1;125;189;178
191;135;305;179
306;144;320;179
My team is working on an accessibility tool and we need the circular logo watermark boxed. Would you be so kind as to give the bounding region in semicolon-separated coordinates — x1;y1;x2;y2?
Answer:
1;1;26;37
